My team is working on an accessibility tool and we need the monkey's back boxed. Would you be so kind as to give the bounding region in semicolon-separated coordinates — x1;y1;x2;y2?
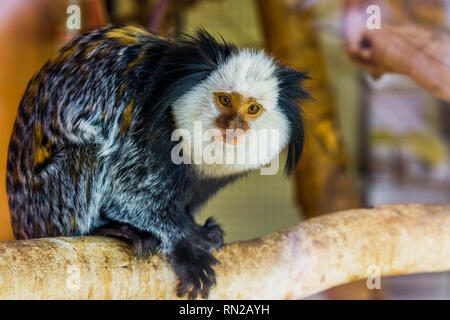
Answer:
6;26;167;239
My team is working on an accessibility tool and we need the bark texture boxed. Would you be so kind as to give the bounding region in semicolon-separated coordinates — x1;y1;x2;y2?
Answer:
0;204;448;299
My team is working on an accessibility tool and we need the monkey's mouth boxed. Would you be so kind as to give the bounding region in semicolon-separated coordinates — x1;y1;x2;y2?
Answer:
217;132;246;145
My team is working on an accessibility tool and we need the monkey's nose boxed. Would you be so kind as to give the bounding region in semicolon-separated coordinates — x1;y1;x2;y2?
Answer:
226;114;248;131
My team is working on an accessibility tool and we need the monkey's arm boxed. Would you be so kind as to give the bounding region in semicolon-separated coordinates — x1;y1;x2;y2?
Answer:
99;164;224;298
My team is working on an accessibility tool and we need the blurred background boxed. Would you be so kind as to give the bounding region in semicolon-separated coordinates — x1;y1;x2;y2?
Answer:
0;0;448;299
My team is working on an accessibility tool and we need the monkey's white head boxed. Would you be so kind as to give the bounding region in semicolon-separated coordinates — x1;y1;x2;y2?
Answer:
154;31;308;177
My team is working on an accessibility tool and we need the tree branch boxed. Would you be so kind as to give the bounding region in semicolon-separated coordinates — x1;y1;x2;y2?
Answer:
344;1;450;102
0;204;449;299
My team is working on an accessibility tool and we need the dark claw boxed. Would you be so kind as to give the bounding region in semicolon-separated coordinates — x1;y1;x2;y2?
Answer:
199;270;213;298
170;241;218;299
176;280;191;298
203;217;224;252
187;276;201;300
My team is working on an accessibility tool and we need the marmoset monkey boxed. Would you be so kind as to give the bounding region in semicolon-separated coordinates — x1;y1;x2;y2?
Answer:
6;26;308;298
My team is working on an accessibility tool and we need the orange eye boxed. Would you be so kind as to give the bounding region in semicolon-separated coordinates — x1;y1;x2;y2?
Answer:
217;94;232;107
247;104;261;115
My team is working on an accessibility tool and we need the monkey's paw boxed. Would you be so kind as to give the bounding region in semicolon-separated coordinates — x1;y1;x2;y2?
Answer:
200;217;224;252
131;234;160;258
169;242;219;299
92;222;160;257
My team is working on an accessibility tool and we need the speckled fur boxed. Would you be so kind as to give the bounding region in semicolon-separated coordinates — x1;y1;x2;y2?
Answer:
6;26;308;298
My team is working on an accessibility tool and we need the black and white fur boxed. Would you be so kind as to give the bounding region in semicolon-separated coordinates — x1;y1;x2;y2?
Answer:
6;26;309;298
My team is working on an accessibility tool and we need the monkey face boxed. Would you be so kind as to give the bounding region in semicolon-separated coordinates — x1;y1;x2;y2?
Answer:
213;91;263;145
171;49;295;177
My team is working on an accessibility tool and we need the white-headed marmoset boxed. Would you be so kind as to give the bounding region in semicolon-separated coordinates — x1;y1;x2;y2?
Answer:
6;26;309;299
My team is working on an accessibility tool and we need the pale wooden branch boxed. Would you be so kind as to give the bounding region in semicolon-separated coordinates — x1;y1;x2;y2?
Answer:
0;204;449;299
344;1;450;103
